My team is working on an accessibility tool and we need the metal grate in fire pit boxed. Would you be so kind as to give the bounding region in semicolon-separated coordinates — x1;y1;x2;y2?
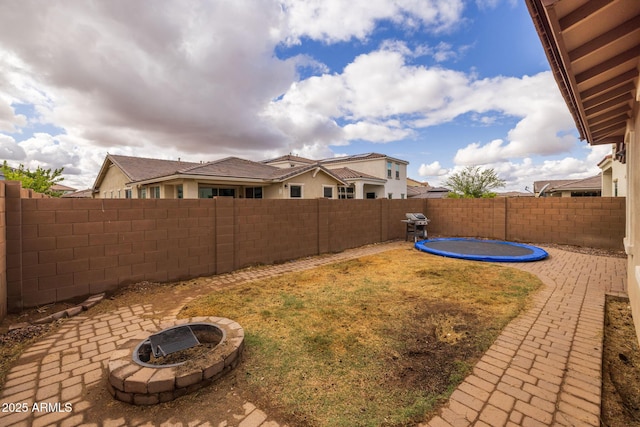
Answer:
107;317;244;405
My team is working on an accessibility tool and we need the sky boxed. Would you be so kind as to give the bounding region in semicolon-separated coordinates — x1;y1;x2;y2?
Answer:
0;0;611;192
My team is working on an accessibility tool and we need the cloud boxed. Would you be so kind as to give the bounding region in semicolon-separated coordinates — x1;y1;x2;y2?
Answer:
433;144;611;192
449;73;578;164
280;0;466;44
0;1;295;156
0;101;26;133
0;134;26;159
266;47;470;139
343;121;414;142
268;50;575;165
475;0;518;9
0;1;585;190
418;161;449;176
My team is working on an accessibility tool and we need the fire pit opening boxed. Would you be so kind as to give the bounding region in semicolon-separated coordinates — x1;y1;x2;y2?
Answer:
133;323;225;367
107;317;244;405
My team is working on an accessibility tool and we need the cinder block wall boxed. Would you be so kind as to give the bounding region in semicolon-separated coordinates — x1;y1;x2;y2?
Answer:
18;198;218;309
0;182;626;316
425;198;508;240
0;182;6;320
505;197;626;248
233;199;320;267
424;197;625;249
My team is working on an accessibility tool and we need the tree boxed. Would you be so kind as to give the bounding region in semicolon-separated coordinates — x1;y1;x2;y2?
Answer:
443;165;506;198
1;161;65;197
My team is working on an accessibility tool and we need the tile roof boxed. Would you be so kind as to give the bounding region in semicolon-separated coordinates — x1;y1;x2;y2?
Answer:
329;167;384;181
319;152;408;165
534;175;601;193
101;155;347;186
552;175;602;191
61;189;93;198
51;183;77;192
407;186;450;199
108;154;200;182
181;157;282;180
260;154;316;165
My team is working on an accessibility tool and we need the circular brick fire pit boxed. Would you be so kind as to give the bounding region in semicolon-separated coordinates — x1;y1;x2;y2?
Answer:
107;317;244;405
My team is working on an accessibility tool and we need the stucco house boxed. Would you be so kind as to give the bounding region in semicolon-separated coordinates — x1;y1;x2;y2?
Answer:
92;154;348;199
525;0;639;340
92;152;410;200
598;146;628;197
263;153;409;199
533;175;602;197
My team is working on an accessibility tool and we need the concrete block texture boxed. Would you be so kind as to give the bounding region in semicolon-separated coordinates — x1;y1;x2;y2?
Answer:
0;182;626;313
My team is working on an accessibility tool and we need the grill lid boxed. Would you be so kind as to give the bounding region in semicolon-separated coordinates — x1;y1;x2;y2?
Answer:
406;213;427;221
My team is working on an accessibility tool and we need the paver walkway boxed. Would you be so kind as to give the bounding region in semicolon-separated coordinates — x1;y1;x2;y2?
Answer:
422;247;626;427
0;241;627;426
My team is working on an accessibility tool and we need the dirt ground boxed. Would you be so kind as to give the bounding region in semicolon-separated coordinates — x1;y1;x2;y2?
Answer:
602;295;640;427
0;244;637;426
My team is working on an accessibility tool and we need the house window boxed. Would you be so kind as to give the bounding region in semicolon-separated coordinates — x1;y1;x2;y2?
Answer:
125;189;132;199
150;186;160;199
366;192;376;199
388;193;393;199
177;185;183;199
338;186;354;199
290;185;302;198
401;193;405;199
198;186;236;198
387;161;392;178
140;188;147;199
323;186;333;198
614;180;618;197
395;164;400;179
117;189;121;199
199;187;215;198
245;187;263;199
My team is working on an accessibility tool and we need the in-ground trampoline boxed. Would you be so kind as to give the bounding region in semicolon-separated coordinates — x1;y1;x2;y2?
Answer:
415;238;548;262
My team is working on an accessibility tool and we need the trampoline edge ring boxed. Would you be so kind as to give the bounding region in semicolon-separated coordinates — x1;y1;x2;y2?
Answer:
414;238;548;262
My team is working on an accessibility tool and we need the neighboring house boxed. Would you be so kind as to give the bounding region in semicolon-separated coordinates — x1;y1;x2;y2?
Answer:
598;146;627;197
407;186;450;199
263;153;410;199
50;183;77;195
92;154;348;200
496;191;534;198
407;178;429;187
525;0;640;339
533;176;601;198
62;189;93;198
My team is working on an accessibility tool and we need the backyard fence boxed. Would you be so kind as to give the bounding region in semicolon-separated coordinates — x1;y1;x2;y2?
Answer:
0;180;625;319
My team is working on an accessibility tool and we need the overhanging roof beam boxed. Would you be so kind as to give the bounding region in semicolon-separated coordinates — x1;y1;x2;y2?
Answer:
587;106;631;125
589;115;629;133
592;123;627;140
558;0;614;31
569;15;640;62
584;93;632;116
575;45;640;84
593;135;625;145
582;82;636;109
580;69;638;99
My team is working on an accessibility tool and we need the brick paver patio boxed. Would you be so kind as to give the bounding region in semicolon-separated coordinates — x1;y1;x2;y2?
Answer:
0;241;627;426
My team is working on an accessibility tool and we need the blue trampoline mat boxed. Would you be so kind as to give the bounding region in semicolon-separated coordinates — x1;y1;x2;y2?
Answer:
415;238;548;262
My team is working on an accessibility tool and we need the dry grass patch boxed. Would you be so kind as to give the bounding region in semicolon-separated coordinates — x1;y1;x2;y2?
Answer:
180;248;542;427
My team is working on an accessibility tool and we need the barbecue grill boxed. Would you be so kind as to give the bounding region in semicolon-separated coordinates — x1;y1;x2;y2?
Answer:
402;213;430;242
